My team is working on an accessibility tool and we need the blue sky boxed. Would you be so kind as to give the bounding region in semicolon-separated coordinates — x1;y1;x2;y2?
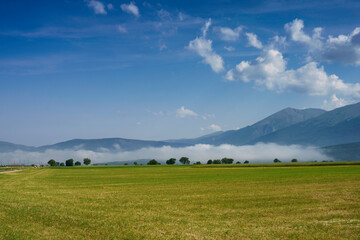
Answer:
1;0;360;146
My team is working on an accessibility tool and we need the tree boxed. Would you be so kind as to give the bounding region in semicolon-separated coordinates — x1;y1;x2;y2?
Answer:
124;163;128;165
291;158;298;163
244;160;249;164
207;160;213;164
65;159;74;166
147;159;159;165
236;161;241;164
60;163;65;166
83;158;91;165
273;158;281;163
47;159;56;167
213;159;221;164
221;158;234;164
75;161;81;166
134;162;138;165
194;161;201;165
179;157;190;165
166;158;176;165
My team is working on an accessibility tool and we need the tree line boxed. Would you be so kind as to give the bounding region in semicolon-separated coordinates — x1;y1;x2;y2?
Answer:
47;158;91;167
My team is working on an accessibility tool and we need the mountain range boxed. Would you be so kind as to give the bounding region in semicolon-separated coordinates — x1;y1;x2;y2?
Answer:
1;102;360;161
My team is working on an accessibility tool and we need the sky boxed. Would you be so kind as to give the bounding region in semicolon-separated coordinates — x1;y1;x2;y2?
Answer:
1;0;360;146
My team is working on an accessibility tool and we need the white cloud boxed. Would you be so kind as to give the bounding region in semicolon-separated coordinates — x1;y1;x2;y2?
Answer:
320;27;360;65
0;143;331;165
188;19;225;73
120;2;140;17
285;19;322;50
87;0;107;15
217;26;243;42
322;94;352;110
224;46;235;52
146;109;164;116
245;32;263;49
225;48;360;100
176;106;198;118
285;19;360;65
209;124;221;131
157;9;171;21
117;25;127;33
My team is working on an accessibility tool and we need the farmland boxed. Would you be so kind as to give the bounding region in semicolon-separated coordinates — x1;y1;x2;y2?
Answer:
0;164;359;239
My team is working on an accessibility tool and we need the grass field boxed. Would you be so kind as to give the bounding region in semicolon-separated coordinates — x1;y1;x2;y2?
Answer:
0;164;359;239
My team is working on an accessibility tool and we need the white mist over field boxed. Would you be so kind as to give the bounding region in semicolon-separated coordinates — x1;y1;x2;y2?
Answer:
0;143;331;165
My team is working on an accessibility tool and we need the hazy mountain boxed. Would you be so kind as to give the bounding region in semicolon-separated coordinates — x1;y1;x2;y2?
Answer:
0;141;36;152
189;107;326;145
322;142;360;161
252;102;360;146
37;138;186;152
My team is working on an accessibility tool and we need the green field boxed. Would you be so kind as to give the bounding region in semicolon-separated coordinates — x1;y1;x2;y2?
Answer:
1;164;359;239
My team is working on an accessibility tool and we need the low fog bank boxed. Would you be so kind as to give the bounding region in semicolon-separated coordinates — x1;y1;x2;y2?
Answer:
0;143;331;165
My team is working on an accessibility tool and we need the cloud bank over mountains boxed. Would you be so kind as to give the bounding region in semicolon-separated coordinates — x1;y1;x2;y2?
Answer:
0;143;330;165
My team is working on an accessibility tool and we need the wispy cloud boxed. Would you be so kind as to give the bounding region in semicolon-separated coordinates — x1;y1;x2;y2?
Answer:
121;2;140;17
188;19;225;73
117;25;127;33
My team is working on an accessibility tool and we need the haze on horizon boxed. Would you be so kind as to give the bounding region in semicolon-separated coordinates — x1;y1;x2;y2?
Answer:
1;0;360;146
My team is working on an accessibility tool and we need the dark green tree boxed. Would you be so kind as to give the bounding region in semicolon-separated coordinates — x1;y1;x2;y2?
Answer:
134;161;138;165
236;161;241;164
166;158;176;165
207;160;213;164
221;158;234;164
194;161;201;165
291;158;298;162
273;158;281;163
65;159;74;166
47;159;56;167
75;161;81;166
213;159;221;164
147;159;159;165
83;158;91;165
244;160;249;164
60;162;65;166
179;157;190;165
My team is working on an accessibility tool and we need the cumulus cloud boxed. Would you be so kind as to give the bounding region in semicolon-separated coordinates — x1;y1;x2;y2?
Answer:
0;143;331;165
322;94;352;110
217;26;243;42
176;106;198;118
245;32;263;49
120;2;140;17
225;48;360;99
285;19;322;50
188;19;225;73
87;0;107;15
209;124;221;131
285;19;360;65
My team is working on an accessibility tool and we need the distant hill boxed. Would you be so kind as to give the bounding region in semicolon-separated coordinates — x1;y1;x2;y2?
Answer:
37;138;186;152
0;141;36;152
322;142;360;161
189;107;326;145
252;102;360;146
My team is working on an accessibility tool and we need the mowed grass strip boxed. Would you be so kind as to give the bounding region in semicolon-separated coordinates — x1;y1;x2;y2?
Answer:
0;165;359;239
